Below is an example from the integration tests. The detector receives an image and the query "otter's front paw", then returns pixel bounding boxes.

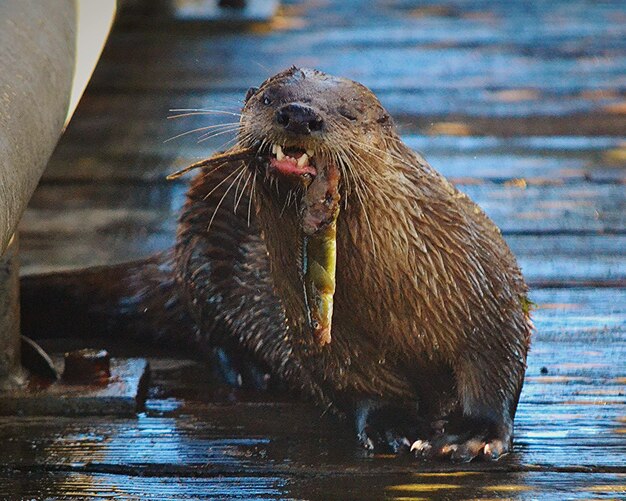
[411,434,509,462]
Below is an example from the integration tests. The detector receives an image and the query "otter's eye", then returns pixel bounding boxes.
[377,113,390,124]
[338,106,357,121]
[244,87,258,103]
[262,95,272,106]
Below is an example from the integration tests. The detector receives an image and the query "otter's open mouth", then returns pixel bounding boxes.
[268,144,317,178]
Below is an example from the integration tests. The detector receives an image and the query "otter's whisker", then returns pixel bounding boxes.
[343,147,379,194]
[216,134,246,153]
[333,150,352,209]
[338,148,361,199]
[199,161,229,180]
[202,162,246,201]
[280,187,293,217]
[247,169,257,227]
[197,126,243,144]
[236,131,263,155]
[356,182,377,257]
[207,164,247,232]
[216,127,260,155]
[164,123,239,143]
[167,146,254,180]
[230,165,248,213]
[169,108,242,118]
[256,136,272,158]
[289,186,298,208]
[168,112,240,120]
[234,170,252,214]
[194,122,242,134]
[344,149,379,200]
[350,139,415,171]
[348,142,388,172]
[233,163,245,206]
[340,150,377,257]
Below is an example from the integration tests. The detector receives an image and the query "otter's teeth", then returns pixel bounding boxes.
[276,145,285,161]
[297,153,309,167]
[306,149,314,157]
[271,144,277,154]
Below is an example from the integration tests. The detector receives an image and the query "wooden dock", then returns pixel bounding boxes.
[5,0,625,498]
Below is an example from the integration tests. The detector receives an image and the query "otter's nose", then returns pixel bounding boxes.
[275,103,324,135]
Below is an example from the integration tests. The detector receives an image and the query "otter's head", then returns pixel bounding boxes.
[239,66,397,197]
[237,67,401,346]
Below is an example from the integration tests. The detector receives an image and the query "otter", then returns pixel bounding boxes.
[21,67,532,462]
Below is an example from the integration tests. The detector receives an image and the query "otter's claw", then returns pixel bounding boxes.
[358,430,376,451]
[410,439,432,455]
[483,439,507,460]
[359,427,411,453]
[386,431,412,453]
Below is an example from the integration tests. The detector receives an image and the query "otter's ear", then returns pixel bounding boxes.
[244,87,259,103]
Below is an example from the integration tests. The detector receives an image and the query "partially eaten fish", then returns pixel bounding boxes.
[300,160,340,346]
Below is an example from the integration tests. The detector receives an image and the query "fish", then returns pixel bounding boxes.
[300,159,341,346]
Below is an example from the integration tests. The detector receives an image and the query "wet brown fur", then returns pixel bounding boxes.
[176,68,532,451]
[22,67,532,458]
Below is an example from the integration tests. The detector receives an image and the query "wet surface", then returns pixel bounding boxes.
[8,0,626,498]
[0,357,148,417]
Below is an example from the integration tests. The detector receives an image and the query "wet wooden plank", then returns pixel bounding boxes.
[19,232,173,274]
[0,368,623,473]
[1,388,623,469]
[0,358,148,417]
[293,471,626,500]
[0,470,623,501]
[0,470,291,501]
[90,8,626,100]
[20,180,626,235]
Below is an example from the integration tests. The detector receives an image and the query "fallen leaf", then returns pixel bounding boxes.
[603,101,626,114]
[414,472,480,477]
[484,485,534,492]
[492,89,540,102]
[427,122,472,136]
[388,483,461,492]
[582,485,626,493]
